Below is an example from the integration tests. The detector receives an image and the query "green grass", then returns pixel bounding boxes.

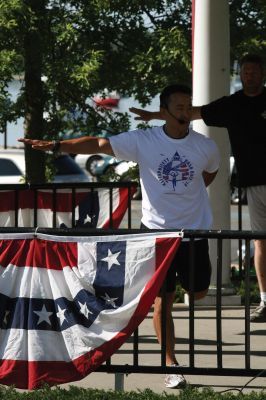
[1,386,266,400]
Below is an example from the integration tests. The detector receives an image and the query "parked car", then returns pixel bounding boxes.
[0,148,90,183]
[75,153,121,177]
[75,153,142,199]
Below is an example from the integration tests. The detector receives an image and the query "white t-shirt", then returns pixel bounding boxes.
[109,126,220,230]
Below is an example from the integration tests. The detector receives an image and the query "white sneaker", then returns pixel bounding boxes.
[164,364,187,389]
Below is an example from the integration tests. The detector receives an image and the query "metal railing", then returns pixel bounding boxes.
[0,183,264,385]
[0,226,264,382]
[0,181,138,229]
[95,229,265,380]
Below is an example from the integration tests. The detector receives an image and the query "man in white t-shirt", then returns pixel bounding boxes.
[19,84,220,389]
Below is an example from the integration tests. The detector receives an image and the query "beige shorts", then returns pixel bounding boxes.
[247,185,266,231]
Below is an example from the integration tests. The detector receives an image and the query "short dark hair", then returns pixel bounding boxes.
[239,54,264,69]
[160,84,192,109]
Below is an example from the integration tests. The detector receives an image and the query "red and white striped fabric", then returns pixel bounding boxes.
[0,187,131,228]
[0,231,182,389]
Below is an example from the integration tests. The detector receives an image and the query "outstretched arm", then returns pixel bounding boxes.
[18,136,115,156]
[129,106,202,121]
[129,107,163,122]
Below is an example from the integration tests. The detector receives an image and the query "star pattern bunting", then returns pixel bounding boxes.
[0,231,182,389]
[0,187,133,228]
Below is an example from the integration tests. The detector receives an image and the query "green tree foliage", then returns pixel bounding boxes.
[0,1,193,132]
[0,0,264,182]
[229,0,266,63]
[0,0,193,181]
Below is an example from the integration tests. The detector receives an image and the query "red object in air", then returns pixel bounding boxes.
[94,95,120,108]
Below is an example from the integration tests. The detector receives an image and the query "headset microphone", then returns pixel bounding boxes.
[161,101,188,125]
[165,107,187,125]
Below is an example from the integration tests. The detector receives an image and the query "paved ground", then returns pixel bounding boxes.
[60,305,266,395]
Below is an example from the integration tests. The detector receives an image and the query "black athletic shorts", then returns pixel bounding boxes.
[165,239,212,293]
[141,224,212,293]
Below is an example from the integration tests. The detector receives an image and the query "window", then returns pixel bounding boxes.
[0,159,22,176]
[54,155,85,175]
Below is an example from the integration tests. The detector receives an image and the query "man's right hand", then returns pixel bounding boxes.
[129,107,163,122]
[18,138,54,151]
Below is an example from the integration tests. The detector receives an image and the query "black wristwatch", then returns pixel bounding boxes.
[51,140,61,153]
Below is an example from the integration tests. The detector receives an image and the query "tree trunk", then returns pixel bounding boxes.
[24,0,46,183]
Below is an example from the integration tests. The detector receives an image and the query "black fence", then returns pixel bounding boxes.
[0,181,138,229]
[0,183,265,383]
[0,225,265,382]
[88,228,266,380]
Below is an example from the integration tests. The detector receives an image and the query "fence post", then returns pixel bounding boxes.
[114,373,124,391]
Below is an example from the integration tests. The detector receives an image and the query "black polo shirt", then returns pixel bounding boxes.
[201,87,266,187]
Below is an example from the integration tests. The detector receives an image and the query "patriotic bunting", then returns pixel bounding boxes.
[0,187,131,229]
[0,231,182,389]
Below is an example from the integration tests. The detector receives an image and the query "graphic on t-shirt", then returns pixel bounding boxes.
[157,151,194,190]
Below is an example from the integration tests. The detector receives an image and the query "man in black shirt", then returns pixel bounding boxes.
[130,54,266,322]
